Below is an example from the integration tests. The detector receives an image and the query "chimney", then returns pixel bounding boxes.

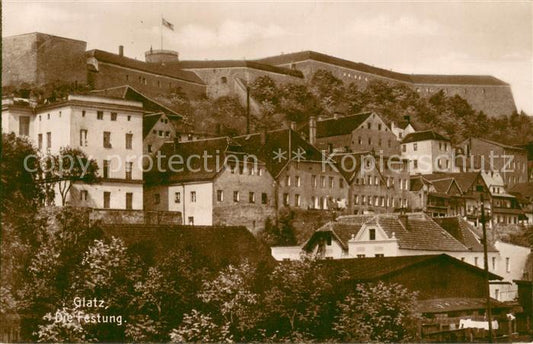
[260,130,267,145]
[119,45,124,57]
[309,116,317,145]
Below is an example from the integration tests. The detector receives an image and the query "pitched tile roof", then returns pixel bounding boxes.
[234,128,324,178]
[102,224,274,269]
[255,50,508,86]
[416,298,508,314]
[433,217,498,252]
[91,85,182,118]
[299,112,372,138]
[307,213,470,252]
[318,254,502,282]
[401,130,450,144]
[510,183,533,199]
[174,60,304,78]
[423,172,482,194]
[144,137,248,184]
[87,49,205,85]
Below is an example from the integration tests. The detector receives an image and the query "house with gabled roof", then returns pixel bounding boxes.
[409,174,464,217]
[298,112,401,156]
[234,128,349,211]
[143,137,276,232]
[457,137,528,189]
[401,130,454,174]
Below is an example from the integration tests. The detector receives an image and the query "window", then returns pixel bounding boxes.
[320,176,326,188]
[190,191,196,203]
[492,257,496,270]
[249,192,255,203]
[47,113,50,120]
[97,111,103,120]
[221,76,227,84]
[104,192,111,208]
[413,160,418,169]
[261,193,268,204]
[111,112,117,121]
[148,144,152,153]
[329,176,334,188]
[378,124,382,130]
[127,115,131,121]
[339,178,344,188]
[165,131,170,137]
[125,133,133,149]
[357,254,366,258]
[103,131,111,148]
[358,136,362,144]
[233,191,240,203]
[402,144,406,152]
[367,122,371,129]
[375,254,384,257]
[285,175,291,186]
[506,257,511,272]
[80,190,88,201]
[283,193,289,206]
[295,176,301,187]
[80,129,88,146]
[19,116,30,136]
[368,138,372,145]
[82,110,86,117]
[125,193,133,210]
[354,195,359,205]
[378,138,382,146]
[175,192,181,203]
[38,134,43,150]
[188,216,194,226]
[474,257,479,267]
[103,160,110,179]
[125,162,132,180]
[413,143,418,151]
[311,175,317,188]
[369,229,376,240]
[154,193,160,205]
[295,194,301,207]
[46,132,52,149]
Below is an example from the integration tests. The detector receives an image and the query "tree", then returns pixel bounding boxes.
[333,282,420,342]
[169,310,231,343]
[309,69,346,116]
[259,208,297,246]
[41,147,99,206]
[262,258,333,341]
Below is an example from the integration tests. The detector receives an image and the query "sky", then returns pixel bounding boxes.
[3,1,532,115]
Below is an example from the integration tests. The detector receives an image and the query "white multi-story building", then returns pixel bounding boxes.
[2,95,144,209]
[401,130,454,175]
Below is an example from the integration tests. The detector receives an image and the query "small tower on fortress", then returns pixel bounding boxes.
[145,46,179,64]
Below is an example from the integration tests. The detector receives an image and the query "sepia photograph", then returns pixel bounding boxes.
[1,0,533,342]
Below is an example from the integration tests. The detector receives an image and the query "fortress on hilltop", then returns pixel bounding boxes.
[2,32,517,117]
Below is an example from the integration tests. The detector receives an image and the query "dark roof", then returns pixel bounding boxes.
[255,50,508,86]
[318,254,502,282]
[510,183,533,199]
[87,49,204,85]
[234,129,324,178]
[91,85,182,118]
[175,60,303,78]
[417,298,509,314]
[299,112,372,138]
[423,172,482,194]
[305,213,470,252]
[433,217,498,252]
[145,137,248,184]
[102,224,274,269]
[471,137,527,152]
[401,130,450,144]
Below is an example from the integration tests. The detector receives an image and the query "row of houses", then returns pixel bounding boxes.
[2,89,531,232]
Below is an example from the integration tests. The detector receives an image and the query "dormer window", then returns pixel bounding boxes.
[369,228,376,241]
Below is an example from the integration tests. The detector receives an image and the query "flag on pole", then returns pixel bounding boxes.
[162,17,174,31]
